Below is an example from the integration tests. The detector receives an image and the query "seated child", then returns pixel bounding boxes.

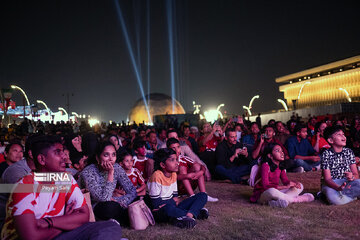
[166,138,218,202]
[119,152,146,196]
[147,148,208,229]
[250,143,314,208]
[132,139,154,180]
[321,126,360,205]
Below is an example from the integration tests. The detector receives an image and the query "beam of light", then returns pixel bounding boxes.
[339,88,352,102]
[297,81,311,100]
[166,0,176,114]
[243,106,252,116]
[133,0,142,82]
[249,95,259,109]
[11,85,30,105]
[277,99,288,111]
[114,0,152,124]
[146,0,151,106]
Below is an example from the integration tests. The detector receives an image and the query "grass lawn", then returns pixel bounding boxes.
[122,171,360,240]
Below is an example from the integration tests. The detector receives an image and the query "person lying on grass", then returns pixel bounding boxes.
[166,138,218,202]
[250,143,314,208]
[147,148,208,229]
[321,125,360,205]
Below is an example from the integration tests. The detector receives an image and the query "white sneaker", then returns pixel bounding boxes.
[293,166,304,173]
[268,199,289,208]
[207,195,219,202]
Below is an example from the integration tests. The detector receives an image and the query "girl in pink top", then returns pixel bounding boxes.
[250,143,314,208]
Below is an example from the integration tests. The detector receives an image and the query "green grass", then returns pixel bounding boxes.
[122,171,360,240]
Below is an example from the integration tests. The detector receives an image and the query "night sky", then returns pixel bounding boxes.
[1,0,360,123]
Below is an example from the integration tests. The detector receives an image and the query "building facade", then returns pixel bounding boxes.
[277,55,360,109]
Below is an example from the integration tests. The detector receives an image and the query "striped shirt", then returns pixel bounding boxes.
[1,173,86,240]
[147,170,177,208]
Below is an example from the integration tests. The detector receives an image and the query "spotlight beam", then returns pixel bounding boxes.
[114,0,152,124]
[166,0,176,114]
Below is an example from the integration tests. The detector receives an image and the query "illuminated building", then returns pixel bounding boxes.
[128,93,185,124]
[276,55,360,109]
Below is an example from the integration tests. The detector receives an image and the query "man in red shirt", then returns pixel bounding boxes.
[198,122,223,176]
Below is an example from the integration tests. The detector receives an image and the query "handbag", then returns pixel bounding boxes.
[128,199,155,230]
[82,190,96,222]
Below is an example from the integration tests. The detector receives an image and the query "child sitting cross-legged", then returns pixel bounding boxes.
[250,143,314,208]
[147,148,208,229]
[166,138,218,202]
[321,125,360,205]
[119,151,146,196]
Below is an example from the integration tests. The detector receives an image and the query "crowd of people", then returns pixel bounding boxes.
[0,112,360,239]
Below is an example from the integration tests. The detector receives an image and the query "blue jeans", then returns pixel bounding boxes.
[322,179,360,205]
[54,221,121,240]
[156,192,207,220]
[215,165,251,184]
[293,158,320,172]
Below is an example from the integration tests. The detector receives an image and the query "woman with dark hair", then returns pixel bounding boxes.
[77,141,136,225]
[311,121,331,154]
[250,143,314,208]
[107,134,126,163]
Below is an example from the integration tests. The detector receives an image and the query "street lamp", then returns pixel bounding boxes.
[37,100,50,112]
[249,95,259,109]
[11,85,30,105]
[339,88,352,102]
[277,99,288,111]
[72,112,79,117]
[243,95,259,116]
[58,107,68,115]
[243,106,252,116]
[297,82,311,100]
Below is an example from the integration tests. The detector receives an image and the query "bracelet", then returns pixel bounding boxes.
[44,217,53,228]
[43,217,51,228]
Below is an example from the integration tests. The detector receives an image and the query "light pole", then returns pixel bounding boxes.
[72,112,79,117]
[243,106,252,116]
[11,85,30,105]
[37,100,50,113]
[297,82,311,100]
[58,107,68,120]
[339,88,352,102]
[243,95,259,116]
[277,99,288,111]
[249,95,259,109]
[37,100,51,121]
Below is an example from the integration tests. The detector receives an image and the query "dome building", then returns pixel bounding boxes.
[128,93,185,124]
